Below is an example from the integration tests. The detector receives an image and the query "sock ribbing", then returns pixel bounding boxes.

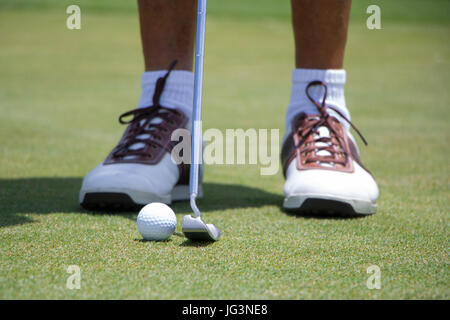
[285,68,350,135]
[137,70,194,120]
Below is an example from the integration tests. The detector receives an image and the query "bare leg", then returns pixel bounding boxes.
[291,0,351,69]
[282,1,378,216]
[138,0,196,71]
[80,1,197,210]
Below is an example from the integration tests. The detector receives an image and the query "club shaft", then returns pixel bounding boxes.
[190,0,207,200]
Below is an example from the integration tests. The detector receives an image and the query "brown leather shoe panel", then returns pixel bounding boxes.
[104,109,188,166]
[281,81,371,178]
[281,114,354,176]
[102,60,191,184]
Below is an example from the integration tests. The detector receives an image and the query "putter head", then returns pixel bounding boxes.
[182,215,221,241]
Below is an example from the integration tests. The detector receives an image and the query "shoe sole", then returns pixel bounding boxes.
[283,194,376,216]
[80,184,202,211]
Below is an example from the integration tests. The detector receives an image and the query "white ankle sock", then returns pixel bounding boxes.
[285,68,350,135]
[137,70,194,119]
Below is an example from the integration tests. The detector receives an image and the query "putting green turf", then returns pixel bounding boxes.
[0,1,449,299]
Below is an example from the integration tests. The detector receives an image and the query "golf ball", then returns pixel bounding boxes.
[136,202,177,241]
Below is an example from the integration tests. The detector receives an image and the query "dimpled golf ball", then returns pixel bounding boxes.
[137,202,177,241]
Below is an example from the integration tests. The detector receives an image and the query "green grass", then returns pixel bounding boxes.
[1,0,449,24]
[0,2,449,299]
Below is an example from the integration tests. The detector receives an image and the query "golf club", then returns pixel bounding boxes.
[182,0,221,241]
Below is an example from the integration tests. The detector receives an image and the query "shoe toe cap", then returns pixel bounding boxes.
[80,161,175,197]
[284,160,379,202]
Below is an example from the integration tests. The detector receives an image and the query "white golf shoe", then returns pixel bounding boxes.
[281,81,378,215]
[80,67,198,210]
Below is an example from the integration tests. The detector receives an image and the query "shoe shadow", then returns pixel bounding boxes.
[0,177,283,228]
[179,239,217,247]
[170,181,283,214]
[284,210,367,220]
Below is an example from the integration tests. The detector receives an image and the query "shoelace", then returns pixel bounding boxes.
[112,60,180,159]
[295,81,368,166]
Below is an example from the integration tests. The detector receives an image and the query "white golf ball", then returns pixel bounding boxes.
[136,202,177,241]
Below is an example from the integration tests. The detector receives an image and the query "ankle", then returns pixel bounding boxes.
[285,68,350,136]
[137,70,194,120]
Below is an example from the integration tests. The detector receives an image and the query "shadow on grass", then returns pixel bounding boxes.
[284,210,367,220]
[179,239,216,247]
[0,177,283,228]
[133,238,174,243]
